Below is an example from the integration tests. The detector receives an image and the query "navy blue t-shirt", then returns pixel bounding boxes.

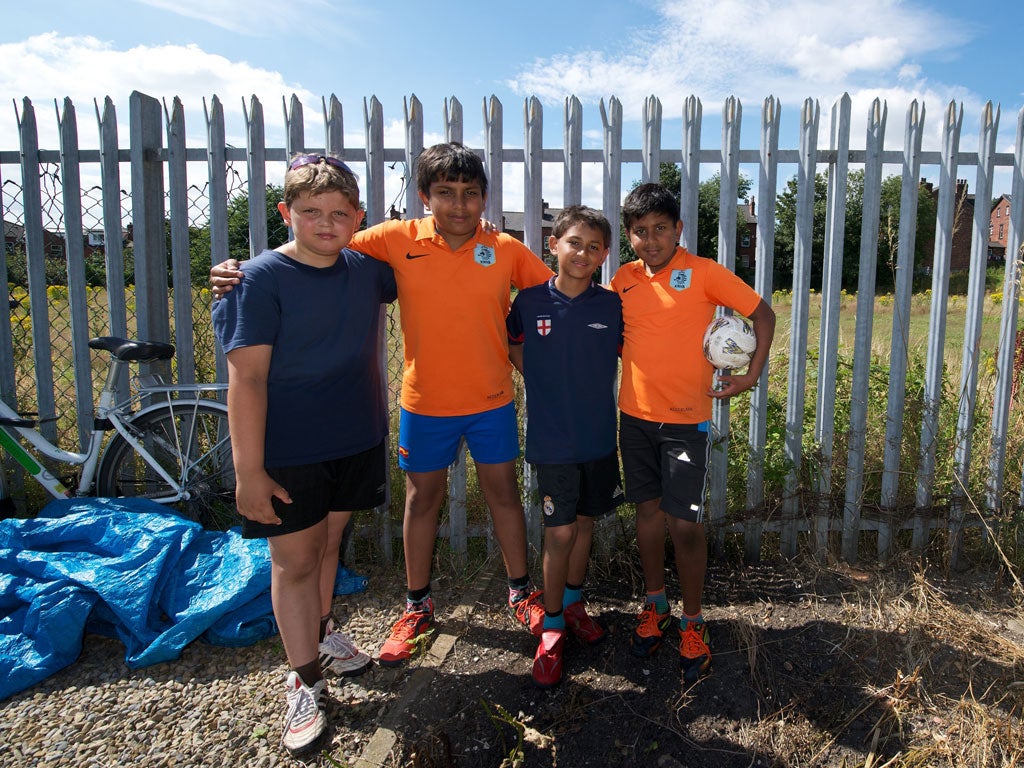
[212,248,397,468]
[507,279,623,464]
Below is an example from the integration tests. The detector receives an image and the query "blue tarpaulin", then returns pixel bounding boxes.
[0,497,367,701]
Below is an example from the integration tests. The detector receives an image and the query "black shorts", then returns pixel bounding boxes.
[535,451,624,528]
[618,412,709,523]
[242,440,387,539]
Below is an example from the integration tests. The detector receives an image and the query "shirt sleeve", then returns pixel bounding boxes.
[507,294,525,345]
[349,221,398,264]
[211,266,280,353]
[705,261,762,317]
[508,238,554,289]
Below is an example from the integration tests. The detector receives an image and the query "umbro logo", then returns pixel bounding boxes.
[405,253,429,260]
[622,284,638,293]
[588,323,608,329]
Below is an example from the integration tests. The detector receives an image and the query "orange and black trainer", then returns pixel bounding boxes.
[629,602,672,658]
[679,621,712,684]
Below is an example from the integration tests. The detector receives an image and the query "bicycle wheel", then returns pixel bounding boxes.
[97,401,240,531]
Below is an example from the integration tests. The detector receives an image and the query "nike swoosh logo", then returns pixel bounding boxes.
[405,253,429,260]
[622,284,638,293]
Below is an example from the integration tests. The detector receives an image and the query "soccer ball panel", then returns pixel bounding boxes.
[702,314,756,370]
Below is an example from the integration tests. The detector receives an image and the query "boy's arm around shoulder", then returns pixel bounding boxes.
[709,298,776,400]
[225,345,291,525]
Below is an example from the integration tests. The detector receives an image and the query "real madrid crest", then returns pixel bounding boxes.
[543,496,555,516]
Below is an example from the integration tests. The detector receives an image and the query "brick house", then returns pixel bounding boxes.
[989,194,1012,261]
[918,178,974,272]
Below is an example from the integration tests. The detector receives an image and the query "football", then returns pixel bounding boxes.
[702,314,756,370]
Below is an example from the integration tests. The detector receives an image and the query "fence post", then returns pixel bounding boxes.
[563,96,583,208]
[404,95,424,220]
[842,98,888,563]
[993,108,1024,514]
[484,96,503,230]
[880,100,925,531]
[916,101,963,550]
[16,98,58,442]
[600,96,622,283]
[0,156,15,513]
[56,97,93,449]
[782,98,820,558]
[363,97,385,228]
[813,93,851,559]
[524,97,544,257]
[244,96,268,257]
[709,96,741,555]
[745,96,780,563]
[444,96,463,145]
[166,96,195,385]
[680,96,702,254]
[94,97,129,393]
[950,102,1001,568]
[641,95,662,184]
[324,94,343,159]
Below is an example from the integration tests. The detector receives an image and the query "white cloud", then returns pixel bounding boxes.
[508,0,973,124]
[0,33,318,151]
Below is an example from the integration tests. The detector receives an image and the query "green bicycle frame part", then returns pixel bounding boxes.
[0,428,72,498]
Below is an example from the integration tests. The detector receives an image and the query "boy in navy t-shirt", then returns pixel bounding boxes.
[212,156,397,755]
[506,206,624,687]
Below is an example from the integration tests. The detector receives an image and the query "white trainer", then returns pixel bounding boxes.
[319,618,372,677]
[281,670,326,755]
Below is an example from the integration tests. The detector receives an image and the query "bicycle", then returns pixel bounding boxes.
[1,299,239,529]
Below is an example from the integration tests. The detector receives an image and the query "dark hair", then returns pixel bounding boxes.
[551,205,612,248]
[416,142,488,197]
[283,154,360,208]
[621,183,680,230]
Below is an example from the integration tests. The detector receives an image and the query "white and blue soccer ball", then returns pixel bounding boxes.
[702,314,756,370]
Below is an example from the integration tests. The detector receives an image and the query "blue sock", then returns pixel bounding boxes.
[680,611,703,630]
[647,589,669,615]
[563,584,583,607]
[543,609,565,631]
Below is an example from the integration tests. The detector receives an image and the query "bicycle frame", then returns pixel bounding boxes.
[0,355,227,501]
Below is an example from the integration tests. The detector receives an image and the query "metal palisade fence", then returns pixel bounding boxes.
[1,91,1023,568]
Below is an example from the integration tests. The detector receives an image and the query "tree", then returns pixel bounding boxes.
[619,163,753,271]
[773,170,938,292]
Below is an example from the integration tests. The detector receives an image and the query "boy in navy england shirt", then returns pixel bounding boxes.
[506,206,624,687]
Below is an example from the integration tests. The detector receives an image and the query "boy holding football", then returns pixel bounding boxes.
[611,182,775,684]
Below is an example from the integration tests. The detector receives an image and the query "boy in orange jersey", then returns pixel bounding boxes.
[611,183,775,685]
[211,143,553,667]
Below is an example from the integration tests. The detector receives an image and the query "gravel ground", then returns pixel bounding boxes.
[0,562,451,768]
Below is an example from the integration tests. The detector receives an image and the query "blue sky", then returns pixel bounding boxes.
[1,0,1022,204]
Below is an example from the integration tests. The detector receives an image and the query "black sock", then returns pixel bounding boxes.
[294,659,322,688]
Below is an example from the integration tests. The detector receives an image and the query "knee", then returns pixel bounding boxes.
[544,522,577,552]
[272,550,322,583]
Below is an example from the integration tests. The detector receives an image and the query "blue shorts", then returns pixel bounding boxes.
[398,402,520,472]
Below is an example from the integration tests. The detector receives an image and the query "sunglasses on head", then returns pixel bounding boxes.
[287,154,352,173]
